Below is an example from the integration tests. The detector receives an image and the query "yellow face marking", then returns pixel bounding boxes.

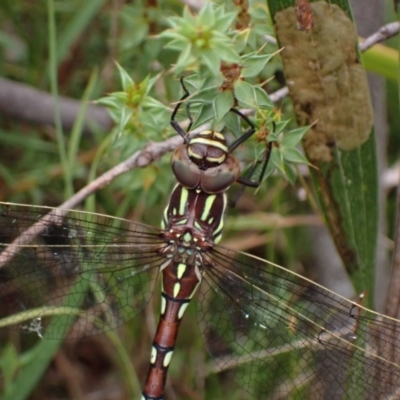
[179,187,189,216]
[213,131,225,140]
[177,263,186,279]
[161,296,166,315]
[177,302,189,319]
[150,346,157,364]
[190,138,228,153]
[198,130,225,141]
[173,282,181,297]
[201,194,216,221]
[206,155,226,164]
[163,350,174,367]
[188,149,203,159]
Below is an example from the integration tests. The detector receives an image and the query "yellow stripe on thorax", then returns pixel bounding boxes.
[179,187,189,216]
[201,194,216,221]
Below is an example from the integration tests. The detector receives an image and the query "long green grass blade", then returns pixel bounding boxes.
[3,275,90,400]
[47,0,72,198]
[57,0,107,65]
[67,68,99,175]
[361,43,399,82]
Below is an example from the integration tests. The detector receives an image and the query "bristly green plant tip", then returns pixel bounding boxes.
[265,122,311,184]
[158,2,240,76]
[97,65,169,141]
[115,62,134,91]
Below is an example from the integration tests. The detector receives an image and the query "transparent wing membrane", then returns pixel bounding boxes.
[199,246,400,399]
[1,202,400,399]
[0,203,165,338]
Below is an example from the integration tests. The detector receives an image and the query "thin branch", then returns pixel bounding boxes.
[360,21,400,52]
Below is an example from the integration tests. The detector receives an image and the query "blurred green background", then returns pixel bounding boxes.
[0,1,398,399]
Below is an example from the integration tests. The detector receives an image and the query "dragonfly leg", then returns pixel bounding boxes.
[170,77,193,143]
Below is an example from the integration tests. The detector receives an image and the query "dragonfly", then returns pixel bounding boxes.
[1,90,400,400]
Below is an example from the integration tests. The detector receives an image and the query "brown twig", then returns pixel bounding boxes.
[360,21,400,52]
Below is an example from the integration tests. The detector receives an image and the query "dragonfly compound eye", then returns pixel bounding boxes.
[171,144,240,193]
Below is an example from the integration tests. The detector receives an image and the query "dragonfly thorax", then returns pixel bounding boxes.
[161,229,205,266]
[171,130,241,193]
[162,185,227,246]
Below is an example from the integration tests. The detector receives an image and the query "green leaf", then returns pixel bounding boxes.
[281,147,309,164]
[213,91,234,124]
[224,110,241,137]
[242,54,274,78]
[116,63,134,91]
[175,44,194,72]
[201,50,222,76]
[273,120,289,135]
[270,148,285,175]
[182,6,197,25]
[234,80,257,108]
[119,107,134,133]
[198,1,215,29]
[192,86,219,103]
[268,10,378,399]
[212,43,240,63]
[214,10,238,32]
[254,86,273,109]
[268,1,378,317]
[192,103,214,129]
[163,36,188,51]
[285,163,297,184]
[281,126,309,147]
[97,95,124,109]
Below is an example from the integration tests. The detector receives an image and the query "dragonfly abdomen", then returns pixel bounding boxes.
[142,260,201,400]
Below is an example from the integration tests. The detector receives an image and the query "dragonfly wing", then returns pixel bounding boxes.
[197,245,400,400]
[0,203,166,339]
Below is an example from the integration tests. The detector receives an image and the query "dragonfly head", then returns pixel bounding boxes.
[171,130,241,194]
